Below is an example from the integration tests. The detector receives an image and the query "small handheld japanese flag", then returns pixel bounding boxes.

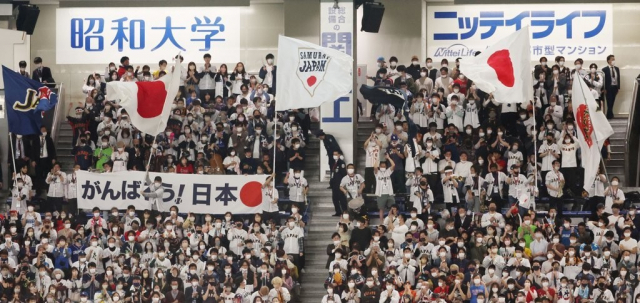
[461,26,533,103]
[572,76,614,191]
[275,35,353,111]
[106,57,182,135]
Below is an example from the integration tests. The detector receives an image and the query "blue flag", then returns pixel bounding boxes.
[2,65,58,135]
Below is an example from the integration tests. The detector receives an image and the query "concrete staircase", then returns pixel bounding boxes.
[299,118,379,302]
[356,119,376,173]
[607,117,628,186]
[56,122,77,173]
[299,120,345,302]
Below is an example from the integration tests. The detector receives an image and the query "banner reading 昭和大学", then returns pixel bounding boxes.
[76,171,267,214]
[56,7,241,64]
[427,4,613,60]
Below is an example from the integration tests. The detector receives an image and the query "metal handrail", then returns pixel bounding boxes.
[51,83,65,143]
[625,78,640,187]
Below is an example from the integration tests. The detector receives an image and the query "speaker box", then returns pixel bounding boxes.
[16,5,40,35]
[361,2,384,33]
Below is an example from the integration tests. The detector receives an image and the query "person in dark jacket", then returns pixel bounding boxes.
[360,276,381,303]
[31,57,54,85]
[259,53,277,95]
[240,149,258,174]
[67,107,89,147]
[316,129,343,168]
[349,217,372,251]
[35,126,56,189]
[72,137,93,171]
[330,151,348,216]
[406,55,421,80]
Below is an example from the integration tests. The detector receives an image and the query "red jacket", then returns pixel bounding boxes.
[117,65,127,78]
[176,164,194,174]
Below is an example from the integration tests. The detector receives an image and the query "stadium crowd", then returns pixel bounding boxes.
[7,54,312,302]
[321,54,639,303]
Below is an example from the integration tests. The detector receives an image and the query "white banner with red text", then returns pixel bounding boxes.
[75,171,267,214]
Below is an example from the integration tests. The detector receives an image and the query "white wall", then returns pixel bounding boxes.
[29,3,284,112]
[356,0,423,77]
[0,28,31,89]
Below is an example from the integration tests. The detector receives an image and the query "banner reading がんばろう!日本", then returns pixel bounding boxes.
[76,171,267,214]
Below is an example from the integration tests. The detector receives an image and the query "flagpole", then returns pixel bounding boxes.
[9,133,17,182]
[145,121,163,175]
[600,157,610,183]
[273,112,277,177]
[533,103,537,191]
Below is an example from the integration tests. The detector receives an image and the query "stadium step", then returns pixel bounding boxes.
[55,120,77,172]
[300,122,338,302]
[606,117,628,185]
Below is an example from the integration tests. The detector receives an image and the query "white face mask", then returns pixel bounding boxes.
[611,180,619,186]
[347,168,354,174]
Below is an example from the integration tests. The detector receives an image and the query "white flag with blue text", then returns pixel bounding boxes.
[275,35,353,111]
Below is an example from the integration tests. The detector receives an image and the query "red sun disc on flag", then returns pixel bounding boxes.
[576,104,594,148]
[135,81,167,118]
[240,181,262,207]
[487,49,515,88]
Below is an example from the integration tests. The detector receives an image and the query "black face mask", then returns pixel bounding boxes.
[420,181,427,186]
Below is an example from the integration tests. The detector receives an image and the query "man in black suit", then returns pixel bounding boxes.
[454,206,473,234]
[602,54,620,119]
[425,57,438,84]
[185,276,204,303]
[35,126,56,190]
[316,129,343,168]
[329,150,347,216]
[31,57,54,86]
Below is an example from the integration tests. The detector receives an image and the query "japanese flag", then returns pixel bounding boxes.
[276,35,353,111]
[461,26,532,103]
[572,76,613,191]
[106,58,182,135]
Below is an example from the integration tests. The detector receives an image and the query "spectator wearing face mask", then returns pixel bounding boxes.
[259,54,277,95]
[435,67,454,96]
[11,177,30,215]
[401,55,419,80]
[32,57,55,85]
[601,54,620,119]
[583,62,603,95]
[538,132,560,182]
[415,68,434,97]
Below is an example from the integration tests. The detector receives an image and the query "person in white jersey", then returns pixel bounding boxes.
[374,154,395,221]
